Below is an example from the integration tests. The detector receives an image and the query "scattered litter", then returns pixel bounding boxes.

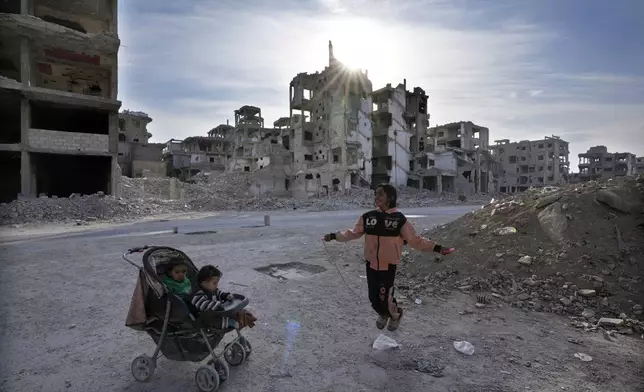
[414,298,422,305]
[517,256,533,265]
[413,359,444,377]
[453,340,475,355]
[567,338,584,345]
[493,227,517,236]
[573,353,593,362]
[373,334,399,350]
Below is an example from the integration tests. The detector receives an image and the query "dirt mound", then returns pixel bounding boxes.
[399,176,644,331]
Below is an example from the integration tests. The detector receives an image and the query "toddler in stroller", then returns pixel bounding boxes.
[123,246,255,392]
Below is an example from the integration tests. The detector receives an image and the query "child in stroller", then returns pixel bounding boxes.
[124,246,255,392]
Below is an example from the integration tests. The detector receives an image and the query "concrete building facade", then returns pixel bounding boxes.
[370,82,429,187]
[409,121,495,194]
[491,135,570,193]
[117,110,164,177]
[636,156,644,174]
[287,41,373,196]
[578,145,637,181]
[163,125,232,180]
[0,0,121,202]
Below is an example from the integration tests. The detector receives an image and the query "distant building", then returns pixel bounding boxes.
[409,121,495,194]
[578,145,637,181]
[117,111,165,177]
[491,135,570,193]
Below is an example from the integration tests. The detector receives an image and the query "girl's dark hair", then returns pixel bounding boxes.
[164,257,187,275]
[375,183,397,208]
[197,265,222,284]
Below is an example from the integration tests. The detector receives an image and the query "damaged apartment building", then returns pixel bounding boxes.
[408,121,495,194]
[371,80,429,187]
[286,41,373,196]
[226,105,291,196]
[577,145,637,181]
[0,0,120,202]
[163,123,233,180]
[117,110,165,177]
[491,135,570,193]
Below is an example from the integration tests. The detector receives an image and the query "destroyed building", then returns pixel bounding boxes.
[637,156,644,174]
[371,81,429,187]
[0,0,121,202]
[491,135,570,193]
[287,41,373,196]
[577,145,638,181]
[163,124,233,180]
[225,105,290,195]
[409,121,494,194]
[117,110,164,177]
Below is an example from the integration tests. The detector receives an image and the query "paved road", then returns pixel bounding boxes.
[2,205,642,392]
[16,205,482,242]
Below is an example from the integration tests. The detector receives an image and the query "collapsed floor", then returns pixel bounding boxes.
[397,175,644,333]
[0,172,491,226]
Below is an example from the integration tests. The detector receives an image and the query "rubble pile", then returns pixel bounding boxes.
[0,172,488,226]
[0,192,185,226]
[399,175,644,328]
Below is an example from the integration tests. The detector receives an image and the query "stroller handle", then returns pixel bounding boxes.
[122,245,150,268]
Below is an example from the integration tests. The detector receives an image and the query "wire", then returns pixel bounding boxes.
[321,240,362,299]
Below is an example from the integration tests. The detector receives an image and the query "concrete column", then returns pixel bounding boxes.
[108,112,119,153]
[436,175,443,193]
[475,150,481,193]
[20,150,33,197]
[110,155,122,197]
[20,37,30,86]
[111,0,118,35]
[20,0,28,14]
[20,98,29,147]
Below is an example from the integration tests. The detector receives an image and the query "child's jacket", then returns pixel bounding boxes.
[335,207,437,271]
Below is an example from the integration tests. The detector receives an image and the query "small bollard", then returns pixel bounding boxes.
[264,215,270,226]
[172,227,179,234]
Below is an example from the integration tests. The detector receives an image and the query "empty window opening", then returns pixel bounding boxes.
[304,154,313,161]
[30,102,109,135]
[133,138,139,142]
[509,156,517,163]
[32,153,111,197]
[0,90,21,143]
[0,1,20,13]
[305,173,314,180]
[0,151,21,203]
[209,157,215,162]
[304,131,313,141]
[244,166,250,172]
[118,133,125,141]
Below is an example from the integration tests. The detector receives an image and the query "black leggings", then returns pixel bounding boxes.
[366,262,398,317]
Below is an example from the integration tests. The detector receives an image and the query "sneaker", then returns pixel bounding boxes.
[376,314,389,330]
[387,308,404,331]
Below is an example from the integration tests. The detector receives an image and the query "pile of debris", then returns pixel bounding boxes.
[398,175,644,331]
[0,172,489,226]
[0,192,186,226]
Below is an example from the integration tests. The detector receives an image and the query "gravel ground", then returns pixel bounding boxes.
[0,213,642,392]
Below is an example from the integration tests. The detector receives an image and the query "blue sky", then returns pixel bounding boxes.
[118,0,644,168]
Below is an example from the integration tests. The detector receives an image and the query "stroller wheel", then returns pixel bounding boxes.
[212,358,229,384]
[131,355,156,383]
[239,336,252,359]
[224,341,246,366]
[195,366,220,392]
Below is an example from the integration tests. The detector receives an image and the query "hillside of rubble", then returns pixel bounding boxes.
[398,175,644,332]
[0,172,488,226]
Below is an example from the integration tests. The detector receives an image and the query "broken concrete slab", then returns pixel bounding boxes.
[537,202,568,244]
[597,318,624,327]
[596,190,636,214]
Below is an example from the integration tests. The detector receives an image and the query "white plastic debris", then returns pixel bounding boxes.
[453,340,475,355]
[414,298,422,305]
[372,334,399,350]
[493,226,517,236]
[573,353,592,362]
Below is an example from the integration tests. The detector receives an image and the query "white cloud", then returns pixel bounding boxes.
[118,0,644,165]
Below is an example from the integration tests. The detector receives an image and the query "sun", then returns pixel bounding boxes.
[326,18,394,73]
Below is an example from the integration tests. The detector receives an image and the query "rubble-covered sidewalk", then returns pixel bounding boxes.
[0,173,489,226]
[397,175,644,335]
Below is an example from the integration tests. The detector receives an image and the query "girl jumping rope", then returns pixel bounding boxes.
[323,183,455,331]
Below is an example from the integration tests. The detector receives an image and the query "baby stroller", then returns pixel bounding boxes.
[123,245,253,392]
